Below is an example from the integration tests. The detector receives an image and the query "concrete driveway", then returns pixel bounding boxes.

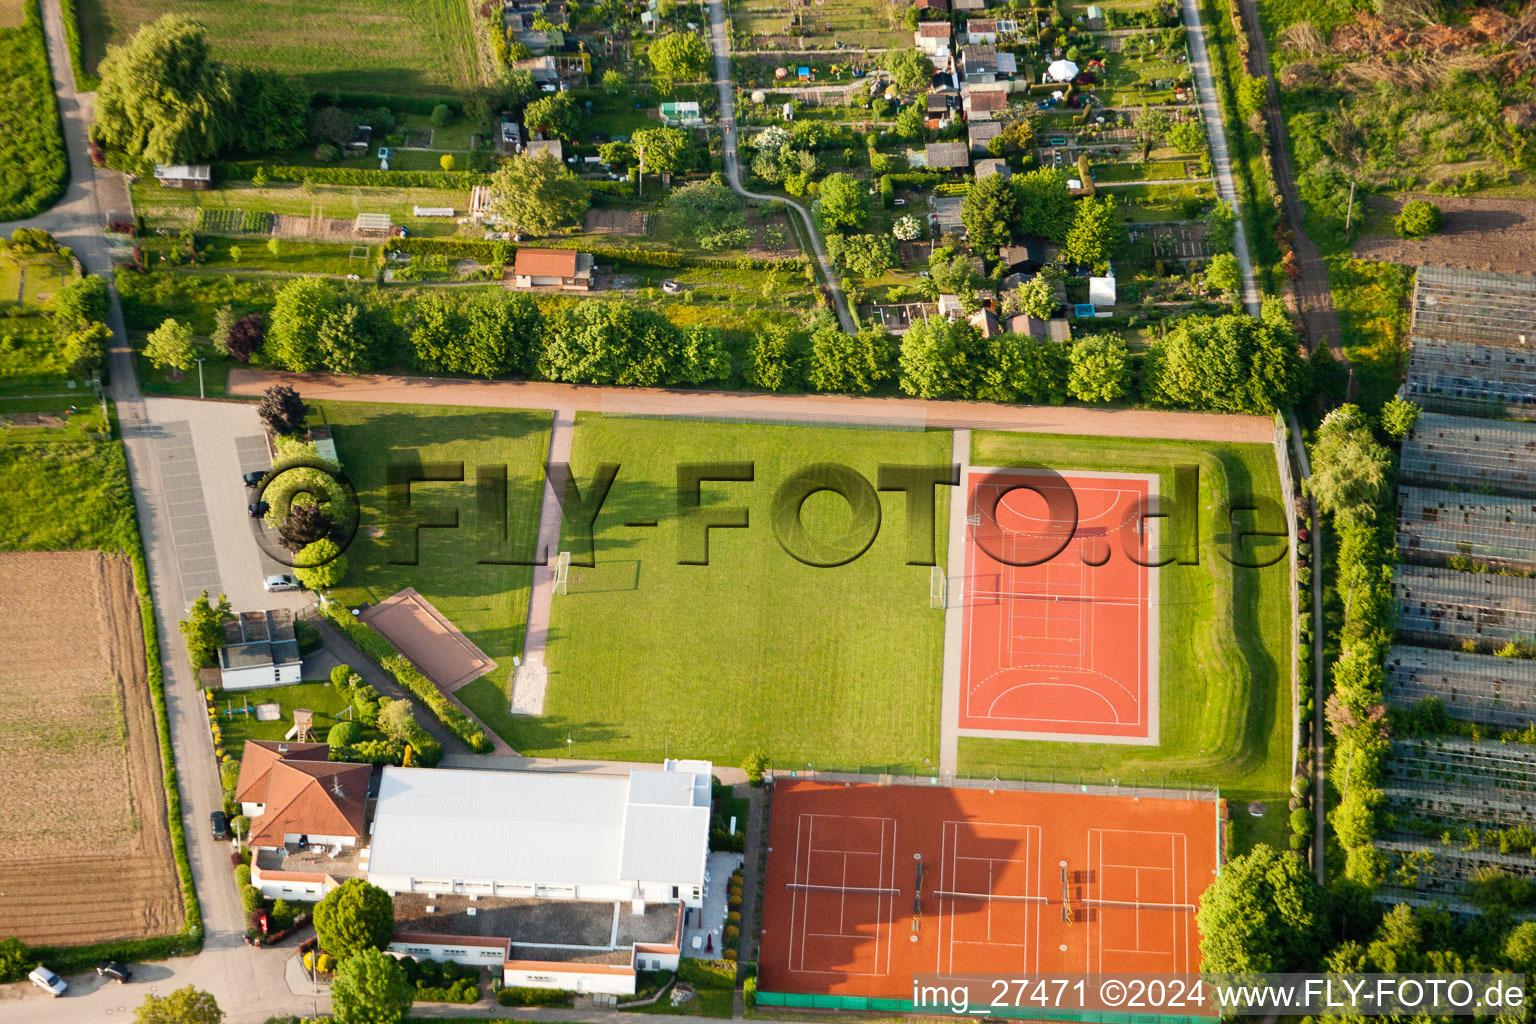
[141,397,312,615]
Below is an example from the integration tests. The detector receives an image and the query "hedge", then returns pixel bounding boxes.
[0,0,70,221]
[317,603,488,755]
[415,983,480,1004]
[213,164,491,189]
[678,957,737,989]
[497,987,575,1006]
[58,0,98,91]
[331,93,464,117]
[385,237,511,262]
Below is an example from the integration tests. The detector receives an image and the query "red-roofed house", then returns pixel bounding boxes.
[914,21,952,56]
[512,248,594,290]
[237,740,372,900]
[235,740,329,817]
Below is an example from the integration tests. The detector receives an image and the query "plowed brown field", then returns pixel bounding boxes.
[0,551,182,945]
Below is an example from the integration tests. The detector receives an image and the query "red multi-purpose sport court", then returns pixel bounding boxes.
[958,468,1159,742]
[758,781,1219,1000]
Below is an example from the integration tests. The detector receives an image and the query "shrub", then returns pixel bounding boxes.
[235,864,251,888]
[0,937,32,983]
[430,103,454,128]
[497,986,573,1006]
[328,721,360,748]
[241,884,263,913]
[678,957,737,989]
[330,664,355,688]
[1395,199,1442,238]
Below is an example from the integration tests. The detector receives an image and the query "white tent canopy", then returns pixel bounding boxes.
[1047,58,1079,82]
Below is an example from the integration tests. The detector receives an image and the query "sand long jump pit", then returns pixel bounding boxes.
[0,551,182,945]
[361,588,496,691]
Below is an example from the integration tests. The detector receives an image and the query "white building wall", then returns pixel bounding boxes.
[250,861,330,901]
[221,662,303,691]
[282,832,357,847]
[389,939,508,969]
[503,965,636,996]
[371,875,699,908]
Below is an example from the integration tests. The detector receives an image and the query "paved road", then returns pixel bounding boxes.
[1179,0,1262,316]
[1233,0,1346,361]
[226,369,1276,442]
[705,0,858,335]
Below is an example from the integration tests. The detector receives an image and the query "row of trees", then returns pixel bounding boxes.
[95,16,310,164]
[173,274,1306,413]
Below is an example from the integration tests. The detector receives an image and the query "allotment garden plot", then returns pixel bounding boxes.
[0,550,181,945]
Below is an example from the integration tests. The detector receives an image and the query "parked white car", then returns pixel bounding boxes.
[29,966,67,997]
[263,574,300,592]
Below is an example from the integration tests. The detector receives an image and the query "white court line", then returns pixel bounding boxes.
[1086,829,1190,971]
[939,821,1041,973]
[790,813,898,978]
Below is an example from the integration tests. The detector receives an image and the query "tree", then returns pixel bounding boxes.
[488,151,590,237]
[1204,251,1242,307]
[331,948,414,1024]
[377,698,417,742]
[438,154,454,171]
[1504,921,1536,974]
[1134,107,1171,149]
[1395,199,1442,238]
[309,106,354,148]
[826,233,896,277]
[524,91,579,141]
[278,503,337,553]
[961,173,1021,254]
[666,179,744,242]
[882,49,934,91]
[1068,334,1130,403]
[539,302,689,386]
[1166,117,1205,153]
[1061,195,1122,272]
[54,275,110,336]
[258,384,307,436]
[994,116,1036,154]
[648,32,709,93]
[1009,275,1056,319]
[95,16,234,164]
[267,277,342,372]
[211,304,236,356]
[599,140,636,168]
[1014,167,1075,242]
[742,750,769,784]
[178,590,232,669]
[226,313,265,362]
[1307,404,1392,519]
[816,172,867,233]
[679,325,731,385]
[60,322,113,380]
[316,301,386,375]
[894,104,925,142]
[602,69,625,94]
[892,214,921,241]
[0,937,29,984]
[328,721,360,749]
[231,69,310,154]
[633,125,689,176]
[745,321,802,392]
[808,319,896,394]
[144,318,197,373]
[430,103,454,128]
[135,987,223,1024]
[1379,396,1421,440]
[898,316,987,398]
[1144,312,1303,413]
[1195,844,1326,973]
[295,538,348,590]
[314,879,394,961]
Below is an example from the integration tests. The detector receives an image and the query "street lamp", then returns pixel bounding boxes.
[194,357,206,399]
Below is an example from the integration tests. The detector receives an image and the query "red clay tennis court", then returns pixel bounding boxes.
[958,468,1158,742]
[758,781,1219,1001]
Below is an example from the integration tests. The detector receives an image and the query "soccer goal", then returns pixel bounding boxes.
[930,565,948,610]
[553,550,571,595]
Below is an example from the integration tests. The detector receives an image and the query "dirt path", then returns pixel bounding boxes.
[226,368,1276,443]
[1233,0,1346,358]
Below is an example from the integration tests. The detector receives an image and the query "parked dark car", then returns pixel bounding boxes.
[96,962,132,983]
[242,470,267,487]
[210,810,229,840]
[248,500,269,518]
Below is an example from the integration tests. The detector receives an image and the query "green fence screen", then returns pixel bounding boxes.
[756,991,1208,1024]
